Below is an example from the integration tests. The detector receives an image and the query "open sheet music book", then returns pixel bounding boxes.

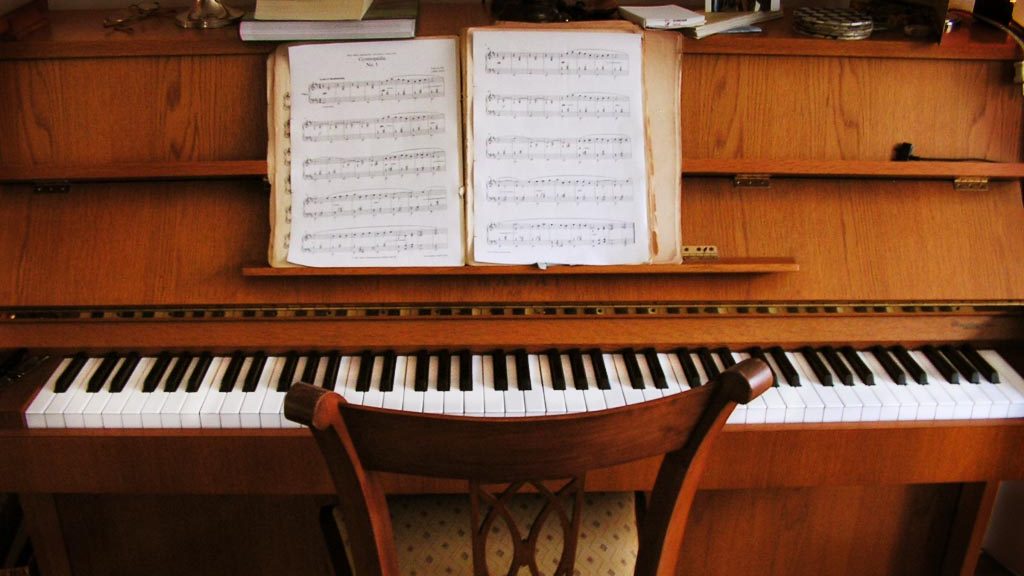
[266,24,682,267]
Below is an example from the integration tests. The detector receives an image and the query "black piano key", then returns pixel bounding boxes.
[301,351,321,383]
[435,350,450,392]
[414,350,430,392]
[588,348,610,390]
[459,350,473,391]
[379,350,397,392]
[184,352,212,393]
[746,347,778,387]
[568,349,588,390]
[546,349,566,391]
[921,345,958,384]
[492,349,508,391]
[642,348,668,389]
[322,352,341,391]
[768,347,800,387]
[714,347,736,369]
[55,352,88,393]
[87,352,119,393]
[696,347,719,380]
[674,347,701,387]
[890,346,927,385]
[959,344,1000,384]
[241,352,266,393]
[940,345,980,384]
[277,351,299,392]
[109,352,140,393]
[166,352,194,393]
[821,346,854,386]
[515,349,532,391]
[145,351,174,393]
[621,349,645,390]
[355,351,374,392]
[799,346,833,387]
[870,346,906,385]
[839,346,874,386]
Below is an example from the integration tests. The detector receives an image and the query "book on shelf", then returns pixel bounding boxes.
[266,22,683,268]
[0,0,47,41]
[241,0,417,41]
[618,4,705,28]
[681,9,782,38]
[255,0,375,21]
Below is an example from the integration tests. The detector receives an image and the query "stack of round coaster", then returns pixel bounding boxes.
[792,6,873,40]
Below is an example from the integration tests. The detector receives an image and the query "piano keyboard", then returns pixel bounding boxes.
[20,345,1024,429]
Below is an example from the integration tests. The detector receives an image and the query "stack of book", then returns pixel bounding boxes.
[241,0,417,42]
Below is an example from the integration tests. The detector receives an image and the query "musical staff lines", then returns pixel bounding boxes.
[307,75,444,104]
[485,135,631,161]
[486,220,636,249]
[303,148,446,181]
[485,49,628,77]
[301,226,449,256]
[485,176,632,204]
[302,113,445,143]
[304,187,448,219]
[485,93,629,119]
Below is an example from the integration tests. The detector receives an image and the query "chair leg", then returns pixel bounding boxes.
[633,491,651,526]
[319,504,354,576]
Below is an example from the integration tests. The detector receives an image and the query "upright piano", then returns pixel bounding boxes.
[0,5,1022,575]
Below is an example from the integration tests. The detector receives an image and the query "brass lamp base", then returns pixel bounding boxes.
[176,0,243,29]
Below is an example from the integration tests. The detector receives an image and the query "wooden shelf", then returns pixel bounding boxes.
[682,159,1024,179]
[242,258,799,277]
[0,161,267,183]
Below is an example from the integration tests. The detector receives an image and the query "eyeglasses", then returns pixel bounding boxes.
[103,2,166,33]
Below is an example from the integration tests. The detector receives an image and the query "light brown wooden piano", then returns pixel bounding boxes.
[1,4,1022,575]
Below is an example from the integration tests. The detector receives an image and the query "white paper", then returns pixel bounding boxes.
[287,39,464,267]
[619,5,706,28]
[470,30,650,265]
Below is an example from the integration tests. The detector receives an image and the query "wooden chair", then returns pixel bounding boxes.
[285,357,772,576]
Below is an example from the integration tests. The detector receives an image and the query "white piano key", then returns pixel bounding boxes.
[463,355,485,415]
[634,354,663,403]
[978,350,1024,417]
[82,357,127,428]
[503,355,526,416]
[580,354,606,412]
[25,357,72,429]
[656,353,683,396]
[361,355,386,409]
[199,358,234,429]
[44,358,100,428]
[482,355,505,415]
[908,350,967,420]
[523,354,547,414]
[778,350,827,422]
[441,355,464,415]
[560,355,587,413]
[401,355,424,413]
[608,354,642,407]
[239,356,277,428]
[538,354,567,414]
[910,350,982,419]
[422,355,444,414]
[383,356,409,411]
[157,357,197,429]
[100,357,150,428]
[141,356,183,429]
[599,354,626,410]
[340,355,365,406]
[791,353,844,422]
[180,357,223,429]
[859,353,920,421]
[762,353,808,423]
[120,358,163,429]
[851,353,901,421]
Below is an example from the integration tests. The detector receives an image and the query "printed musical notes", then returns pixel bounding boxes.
[485,49,628,77]
[485,92,629,119]
[308,75,444,104]
[287,39,463,267]
[470,30,650,265]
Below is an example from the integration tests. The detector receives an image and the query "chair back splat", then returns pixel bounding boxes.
[285,357,773,576]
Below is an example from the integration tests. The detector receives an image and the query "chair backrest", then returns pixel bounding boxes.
[285,357,772,576]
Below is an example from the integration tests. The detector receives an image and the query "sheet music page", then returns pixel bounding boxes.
[470,30,649,265]
[287,39,463,267]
